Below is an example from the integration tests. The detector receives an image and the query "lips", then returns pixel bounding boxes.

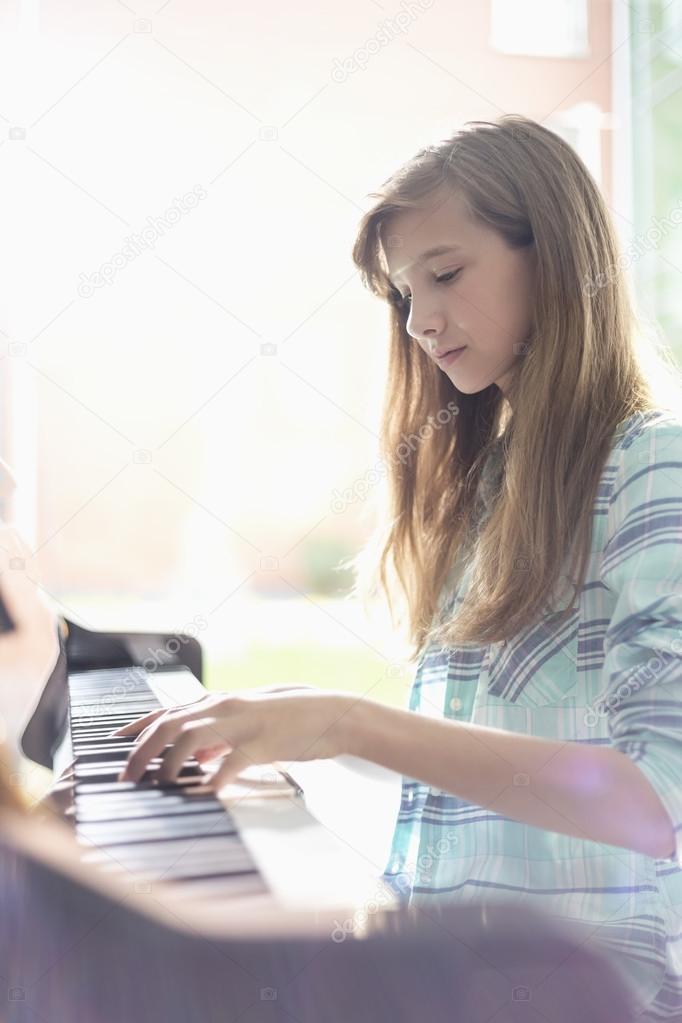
[436,346,465,360]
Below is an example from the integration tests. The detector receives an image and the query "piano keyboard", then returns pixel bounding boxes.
[68,667,269,900]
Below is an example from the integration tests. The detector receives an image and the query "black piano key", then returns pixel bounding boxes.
[75,795,224,823]
[73,730,139,739]
[73,776,206,796]
[66,665,269,898]
[167,873,269,900]
[161,859,260,883]
[71,716,149,728]
[71,721,151,734]
[74,784,213,808]
[74,762,202,785]
[73,743,138,756]
[71,704,160,720]
[88,859,263,887]
[72,729,142,736]
[83,835,258,880]
[76,810,237,846]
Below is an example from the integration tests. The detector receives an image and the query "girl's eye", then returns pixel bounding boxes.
[396,269,461,307]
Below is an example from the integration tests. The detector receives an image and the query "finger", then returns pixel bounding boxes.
[112,695,217,737]
[157,719,226,784]
[119,719,181,782]
[153,690,210,715]
[194,744,226,763]
[207,748,253,791]
[112,708,165,737]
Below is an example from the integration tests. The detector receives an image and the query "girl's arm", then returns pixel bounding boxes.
[344,699,676,860]
[116,686,675,861]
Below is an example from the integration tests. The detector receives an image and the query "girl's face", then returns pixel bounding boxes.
[383,188,536,400]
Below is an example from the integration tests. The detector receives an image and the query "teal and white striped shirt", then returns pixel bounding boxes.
[383,408,682,1020]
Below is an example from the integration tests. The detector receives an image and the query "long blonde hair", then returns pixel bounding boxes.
[348,114,682,662]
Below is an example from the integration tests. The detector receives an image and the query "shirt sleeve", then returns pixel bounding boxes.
[599,417,682,863]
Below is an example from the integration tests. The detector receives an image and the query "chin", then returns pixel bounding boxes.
[451,378,492,396]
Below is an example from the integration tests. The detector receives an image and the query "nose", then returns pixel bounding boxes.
[407,315,445,356]
[406,304,446,349]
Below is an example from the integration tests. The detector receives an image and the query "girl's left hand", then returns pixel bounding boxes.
[114,688,356,789]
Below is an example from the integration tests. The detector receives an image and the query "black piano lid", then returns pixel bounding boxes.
[20,617,203,770]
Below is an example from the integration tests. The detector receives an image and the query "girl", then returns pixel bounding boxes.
[117,115,682,1020]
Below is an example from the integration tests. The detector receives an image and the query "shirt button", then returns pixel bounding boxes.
[449,697,462,712]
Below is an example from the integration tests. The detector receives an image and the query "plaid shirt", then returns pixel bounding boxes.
[383,409,682,1020]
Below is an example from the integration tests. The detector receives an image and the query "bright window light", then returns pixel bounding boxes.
[490,0,590,58]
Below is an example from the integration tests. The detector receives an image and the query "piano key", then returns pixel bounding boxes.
[73,745,155,761]
[166,872,269,900]
[81,831,253,863]
[66,664,269,899]
[73,776,206,796]
[82,836,258,880]
[74,784,214,808]
[75,779,216,800]
[72,727,141,737]
[75,795,223,823]
[72,744,139,752]
[87,858,263,887]
[76,810,237,846]
[74,761,203,784]
[70,703,160,719]
[71,716,153,730]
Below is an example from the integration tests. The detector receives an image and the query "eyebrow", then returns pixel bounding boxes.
[386,244,462,287]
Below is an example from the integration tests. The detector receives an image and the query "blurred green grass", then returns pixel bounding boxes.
[205,643,409,709]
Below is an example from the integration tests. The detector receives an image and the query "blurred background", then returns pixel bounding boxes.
[0,0,680,755]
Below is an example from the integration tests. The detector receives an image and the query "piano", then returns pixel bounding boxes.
[10,618,638,1021]
[21,617,399,913]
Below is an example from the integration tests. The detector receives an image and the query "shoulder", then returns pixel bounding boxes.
[608,409,682,494]
[600,410,682,552]
[613,408,682,451]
